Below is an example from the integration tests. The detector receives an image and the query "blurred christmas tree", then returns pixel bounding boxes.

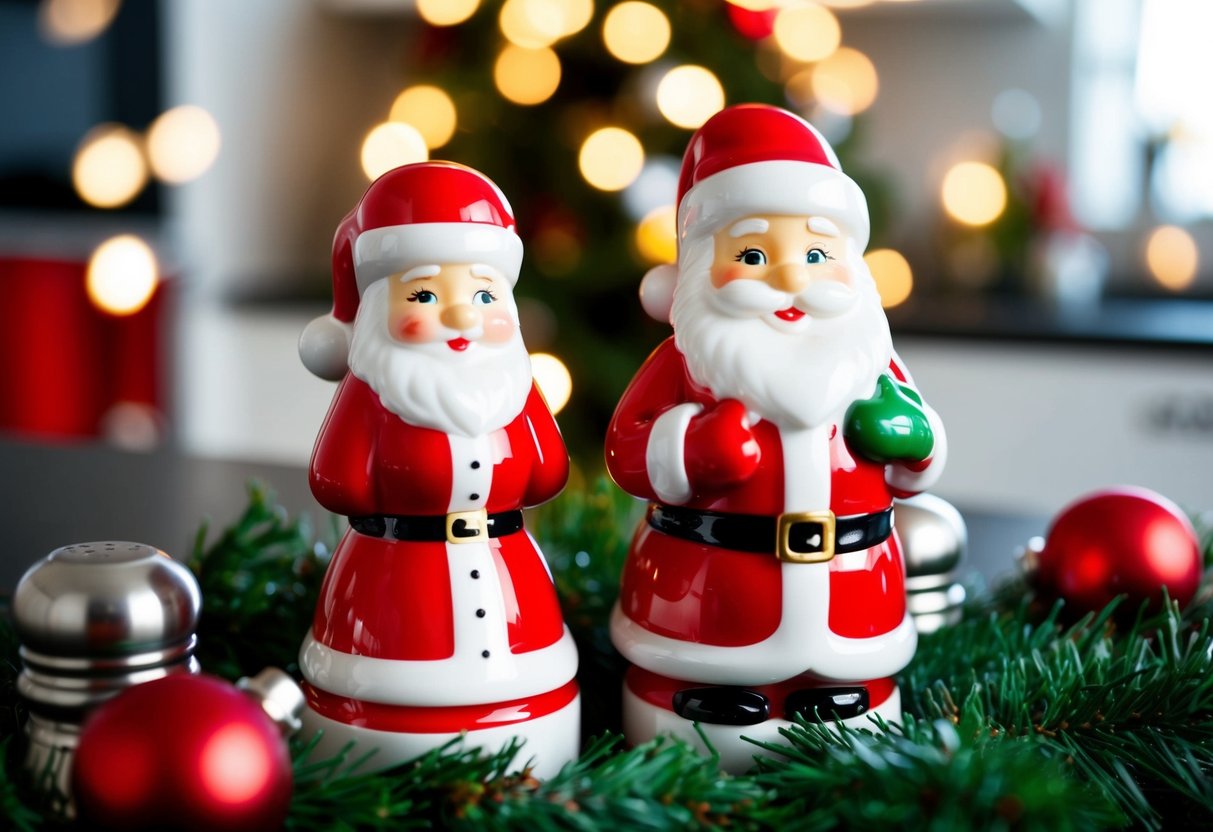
[364,0,894,456]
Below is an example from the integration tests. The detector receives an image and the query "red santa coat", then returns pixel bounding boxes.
[606,337,943,685]
[300,375,576,710]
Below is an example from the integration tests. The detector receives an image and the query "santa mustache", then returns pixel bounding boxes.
[710,277,858,319]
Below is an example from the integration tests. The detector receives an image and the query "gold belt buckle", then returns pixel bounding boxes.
[776,510,836,563]
[446,508,489,544]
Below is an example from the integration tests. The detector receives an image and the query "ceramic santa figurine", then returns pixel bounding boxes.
[296,162,579,777]
[606,104,947,772]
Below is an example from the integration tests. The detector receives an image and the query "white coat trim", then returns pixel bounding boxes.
[885,403,948,494]
[611,600,917,685]
[646,403,702,505]
[354,222,523,293]
[622,683,901,774]
[301,692,580,780]
[299,626,578,707]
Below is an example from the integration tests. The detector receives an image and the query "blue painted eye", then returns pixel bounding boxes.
[806,248,829,264]
[473,289,496,305]
[408,289,437,304]
[736,248,767,266]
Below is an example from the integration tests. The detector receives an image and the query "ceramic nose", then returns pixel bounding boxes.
[442,304,482,332]
[765,263,811,294]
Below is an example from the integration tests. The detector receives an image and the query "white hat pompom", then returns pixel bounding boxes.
[299,314,353,381]
[639,263,678,324]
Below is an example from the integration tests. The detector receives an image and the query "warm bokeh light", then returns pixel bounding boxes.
[773,3,840,63]
[530,352,573,414]
[578,127,645,191]
[941,161,1008,227]
[602,2,671,65]
[494,45,562,105]
[360,122,428,181]
[87,235,158,316]
[811,47,879,116]
[560,0,594,37]
[389,86,457,149]
[656,65,725,129]
[38,0,121,46]
[724,0,777,10]
[635,205,678,265]
[499,0,567,48]
[1144,225,1199,291]
[819,0,874,7]
[416,0,480,26]
[146,105,221,184]
[72,124,147,209]
[863,248,914,308]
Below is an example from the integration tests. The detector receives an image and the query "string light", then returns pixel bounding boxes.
[494,45,562,105]
[602,2,670,65]
[560,0,594,37]
[499,0,566,48]
[72,124,147,209]
[389,86,457,149]
[1145,225,1199,291]
[941,161,1007,227]
[146,106,221,184]
[811,47,879,116]
[416,0,480,26]
[38,0,120,46]
[724,0,777,9]
[86,235,158,317]
[772,3,840,63]
[635,205,677,265]
[656,65,725,129]
[530,353,573,414]
[579,127,645,191]
[863,248,913,308]
[360,122,428,181]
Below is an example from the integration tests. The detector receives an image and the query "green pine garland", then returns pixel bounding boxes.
[2,480,1211,830]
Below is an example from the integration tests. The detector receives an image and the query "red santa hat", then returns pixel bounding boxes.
[640,104,869,323]
[300,161,523,380]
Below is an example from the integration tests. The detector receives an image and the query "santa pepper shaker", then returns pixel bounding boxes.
[606,104,948,772]
[13,541,201,805]
[296,162,579,776]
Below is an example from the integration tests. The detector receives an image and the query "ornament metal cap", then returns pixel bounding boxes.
[238,667,306,736]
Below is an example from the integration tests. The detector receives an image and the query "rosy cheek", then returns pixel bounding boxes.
[481,310,516,344]
[391,313,434,343]
[710,265,749,288]
[820,263,852,284]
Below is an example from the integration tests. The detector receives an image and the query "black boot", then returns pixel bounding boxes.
[785,687,870,722]
[672,687,770,726]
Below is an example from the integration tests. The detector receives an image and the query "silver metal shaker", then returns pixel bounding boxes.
[895,494,968,634]
[12,541,201,804]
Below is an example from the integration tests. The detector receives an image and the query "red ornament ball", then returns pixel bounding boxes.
[73,673,292,832]
[1035,486,1202,614]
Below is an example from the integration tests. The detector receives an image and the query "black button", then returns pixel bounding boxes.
[476,609,486,618]
[481,650,491,658]
[672,687,769,726]
[470,569,480,579]
[470,493,480,501]
[471,461,480,469]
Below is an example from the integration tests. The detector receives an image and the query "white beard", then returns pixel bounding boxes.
[671,235,893,431]
[347,280,533,437]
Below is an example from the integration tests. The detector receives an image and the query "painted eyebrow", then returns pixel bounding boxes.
[400,264,441,281]
[728,218,769,238]
[469,264,503,280]
[807,217,840,237]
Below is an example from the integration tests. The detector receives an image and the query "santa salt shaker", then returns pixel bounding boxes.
[606,104,947,772]
[297,162,578,776]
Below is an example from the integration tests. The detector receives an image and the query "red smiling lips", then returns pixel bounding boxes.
[447,338,471,351]
[774,307,805,322]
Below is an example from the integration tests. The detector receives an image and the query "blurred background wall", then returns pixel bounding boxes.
[2,0,1211,515]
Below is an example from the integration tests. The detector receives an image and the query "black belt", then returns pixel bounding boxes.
[647,503,893,564]
[350,509,523,544]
